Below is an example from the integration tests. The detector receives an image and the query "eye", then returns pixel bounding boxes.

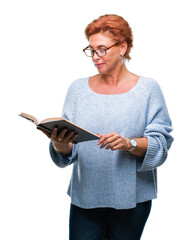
[98,48,106,54]
[84,49,94,57]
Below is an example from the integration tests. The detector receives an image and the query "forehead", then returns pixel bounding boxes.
[89,32,115,48]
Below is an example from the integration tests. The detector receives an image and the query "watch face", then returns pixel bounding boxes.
[131,139,137,147]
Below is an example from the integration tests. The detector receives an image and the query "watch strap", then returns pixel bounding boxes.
[129,146,136,152]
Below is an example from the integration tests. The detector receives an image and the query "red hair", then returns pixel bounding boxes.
[84,14,133,61]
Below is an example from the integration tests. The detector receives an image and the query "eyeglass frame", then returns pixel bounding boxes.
[83,42,120,57]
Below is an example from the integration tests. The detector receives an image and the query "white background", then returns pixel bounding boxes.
[1,0,193,239]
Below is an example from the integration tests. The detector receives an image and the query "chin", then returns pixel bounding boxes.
[98,69,107,74]
[96,66,110,75]
[98,68,114,76]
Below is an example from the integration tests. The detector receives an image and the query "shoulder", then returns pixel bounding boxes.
[68,77,89,89]
[139,77,166,107]
[66,77,89,95]
[63,78,89,115]
[140,76,160,89]
[139,76,163,96]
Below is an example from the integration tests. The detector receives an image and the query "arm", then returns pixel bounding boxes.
[38,127,77,154]
[137,81,174,172]
[37,127,78,168]
[49,141,78,168]
[49,81,79,167]
[50,127,77,154]
[128,137,148,157]
[97,133,148,157]
[97,80,174,171]
[38,81,79,168]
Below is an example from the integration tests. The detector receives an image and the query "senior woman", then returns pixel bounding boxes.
[39,14,173,240]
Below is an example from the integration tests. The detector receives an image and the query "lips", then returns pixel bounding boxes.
[95,63,104,68]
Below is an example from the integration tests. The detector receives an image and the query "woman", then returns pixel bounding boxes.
[39,14,173,240]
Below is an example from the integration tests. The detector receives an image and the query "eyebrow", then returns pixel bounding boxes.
[89,44,106,49]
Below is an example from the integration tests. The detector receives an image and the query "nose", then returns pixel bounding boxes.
[92,51,100,61]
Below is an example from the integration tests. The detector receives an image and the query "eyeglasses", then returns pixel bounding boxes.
[83,42,119,57]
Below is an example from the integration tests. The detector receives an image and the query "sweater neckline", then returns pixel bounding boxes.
[86,76,142,96]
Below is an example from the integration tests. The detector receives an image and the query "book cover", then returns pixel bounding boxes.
[19,112,100,144]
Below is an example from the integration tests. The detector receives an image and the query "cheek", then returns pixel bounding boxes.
[107,53,121,66]
[104,51,118,62]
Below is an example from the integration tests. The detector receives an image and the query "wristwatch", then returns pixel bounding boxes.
[128,138,137,152]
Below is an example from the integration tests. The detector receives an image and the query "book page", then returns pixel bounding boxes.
[40,117,64,123]
[19,112,39,125]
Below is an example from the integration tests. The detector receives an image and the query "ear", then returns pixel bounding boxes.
[120,41,127,57]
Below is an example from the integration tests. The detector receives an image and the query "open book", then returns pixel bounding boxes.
[19,112,100,144]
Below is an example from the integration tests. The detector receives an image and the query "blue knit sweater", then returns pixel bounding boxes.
[49,76,173,209]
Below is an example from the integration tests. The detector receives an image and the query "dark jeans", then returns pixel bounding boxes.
[69,200,152,240]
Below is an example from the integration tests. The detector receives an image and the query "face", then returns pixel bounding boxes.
[88,32,126,75]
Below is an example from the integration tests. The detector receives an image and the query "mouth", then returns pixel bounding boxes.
[95,63,104,68]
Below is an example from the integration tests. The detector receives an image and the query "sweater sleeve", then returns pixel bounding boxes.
[49,81,78,168]
[49,141,78,168]
[137,80,174,172]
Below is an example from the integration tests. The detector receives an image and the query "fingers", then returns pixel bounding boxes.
[97,132,120,150]
[63,131,78,143]
[97,132,116,145]
[70,133,79,143]
[51,127,58,140]
[97,132,128,151]
[51,128,78,143]
[105,139,122,150]
[57,128,68,141]
[97,133,104,138]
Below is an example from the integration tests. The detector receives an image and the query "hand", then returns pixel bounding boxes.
[97,132,130,151]
[37,127,78,154]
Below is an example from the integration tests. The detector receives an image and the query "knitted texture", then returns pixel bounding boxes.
[49,76,173,209]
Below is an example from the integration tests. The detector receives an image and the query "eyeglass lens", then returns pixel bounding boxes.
[85,48,106,57]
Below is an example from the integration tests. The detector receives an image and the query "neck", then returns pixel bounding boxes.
[101,64,129,86]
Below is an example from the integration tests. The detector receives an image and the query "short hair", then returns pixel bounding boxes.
[84,14,133,61]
